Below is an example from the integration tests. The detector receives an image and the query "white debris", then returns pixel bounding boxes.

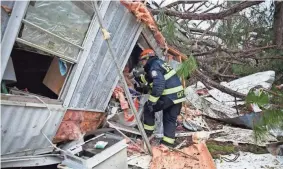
[205,97,245,108]
[209,71,275,102]
[183,116,205,131]
[213,126,277,146]
[185,87,239,119]
[215,152,283,169]
[204,97,238,118]
[185,86,204,110]
[128,154,151,169]
[185,71,275,120]
[270,128,283,137]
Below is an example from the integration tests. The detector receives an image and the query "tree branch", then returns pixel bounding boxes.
[188,27,220,37]
[164,1,204,8]
[195,69,246,99]
[150,1,263,20]
[201,64,239,79]
[248,56,283,60]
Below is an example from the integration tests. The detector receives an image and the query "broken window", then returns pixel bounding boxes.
[6,48,69,99]
[17,1,98,62]
[1,1,100,99]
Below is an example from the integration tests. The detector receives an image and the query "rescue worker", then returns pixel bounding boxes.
[136,49,186,147]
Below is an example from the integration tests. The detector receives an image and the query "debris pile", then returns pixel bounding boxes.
[104,70,282,169]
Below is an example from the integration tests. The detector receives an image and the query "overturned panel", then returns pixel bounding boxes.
[68,1,142,111]
[53,109,105,143]
[1,94,66,158]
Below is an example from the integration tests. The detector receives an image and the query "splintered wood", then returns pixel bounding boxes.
[150,142,216,169]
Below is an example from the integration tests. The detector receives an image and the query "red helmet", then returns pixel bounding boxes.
[139,49,155,60]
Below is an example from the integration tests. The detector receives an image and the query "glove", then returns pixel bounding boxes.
[144,101,154,113]
[134,75,145,85]
[137,85,150,94]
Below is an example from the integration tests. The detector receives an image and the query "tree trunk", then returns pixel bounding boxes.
[273,1,283,48]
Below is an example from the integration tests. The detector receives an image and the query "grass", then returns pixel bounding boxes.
[207,141,236,158]
[206,140,268,158]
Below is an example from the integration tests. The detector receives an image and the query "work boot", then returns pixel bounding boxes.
[160,140,175,148]
[159,139,181,148]
[145,129,153,137]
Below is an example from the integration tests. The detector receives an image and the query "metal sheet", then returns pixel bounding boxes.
[1,97,66,157]
[61,1,111,106]
[68,1,142,111]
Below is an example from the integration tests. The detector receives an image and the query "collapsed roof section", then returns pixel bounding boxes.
[120,0,168,52]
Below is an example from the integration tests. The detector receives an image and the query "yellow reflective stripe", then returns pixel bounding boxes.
[144,124,155,131]
[149,95,159,102]
[163,136,175,144]
[148,70,175,88]
[173,98,186,104]
[140,75,147,84]
[162,86,183,95]
[164,70,176,80]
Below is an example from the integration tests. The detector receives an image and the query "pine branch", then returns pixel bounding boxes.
[187,27,220,37]
[150,1,264,20]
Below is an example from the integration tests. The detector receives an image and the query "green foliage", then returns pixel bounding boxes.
[246,88,283,141]
[232,58,283,77]
[156,11,176,44]
[253,109,283,141]
[217,16,252,48]
[176,56,198,79]
[245,89,269,107]
[217,2,274,49]
[232,49,283,77]
[207,142,235,154]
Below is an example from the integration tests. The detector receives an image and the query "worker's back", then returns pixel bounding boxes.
[144,56,185,104]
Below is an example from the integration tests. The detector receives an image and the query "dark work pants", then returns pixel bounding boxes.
[143,96,182,140]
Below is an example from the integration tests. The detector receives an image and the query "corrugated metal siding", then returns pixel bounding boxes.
[1,1,15,40]
[69,1,142,111]
[1,100,66,157]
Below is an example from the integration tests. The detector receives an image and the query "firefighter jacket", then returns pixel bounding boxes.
[142,56,186,104]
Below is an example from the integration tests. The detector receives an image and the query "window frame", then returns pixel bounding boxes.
[15,1,97,64]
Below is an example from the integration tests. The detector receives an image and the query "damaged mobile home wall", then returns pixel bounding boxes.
[65,1,143,111]
[1,0,165,162]
[62,1,165,112]
[1,95,66,158]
